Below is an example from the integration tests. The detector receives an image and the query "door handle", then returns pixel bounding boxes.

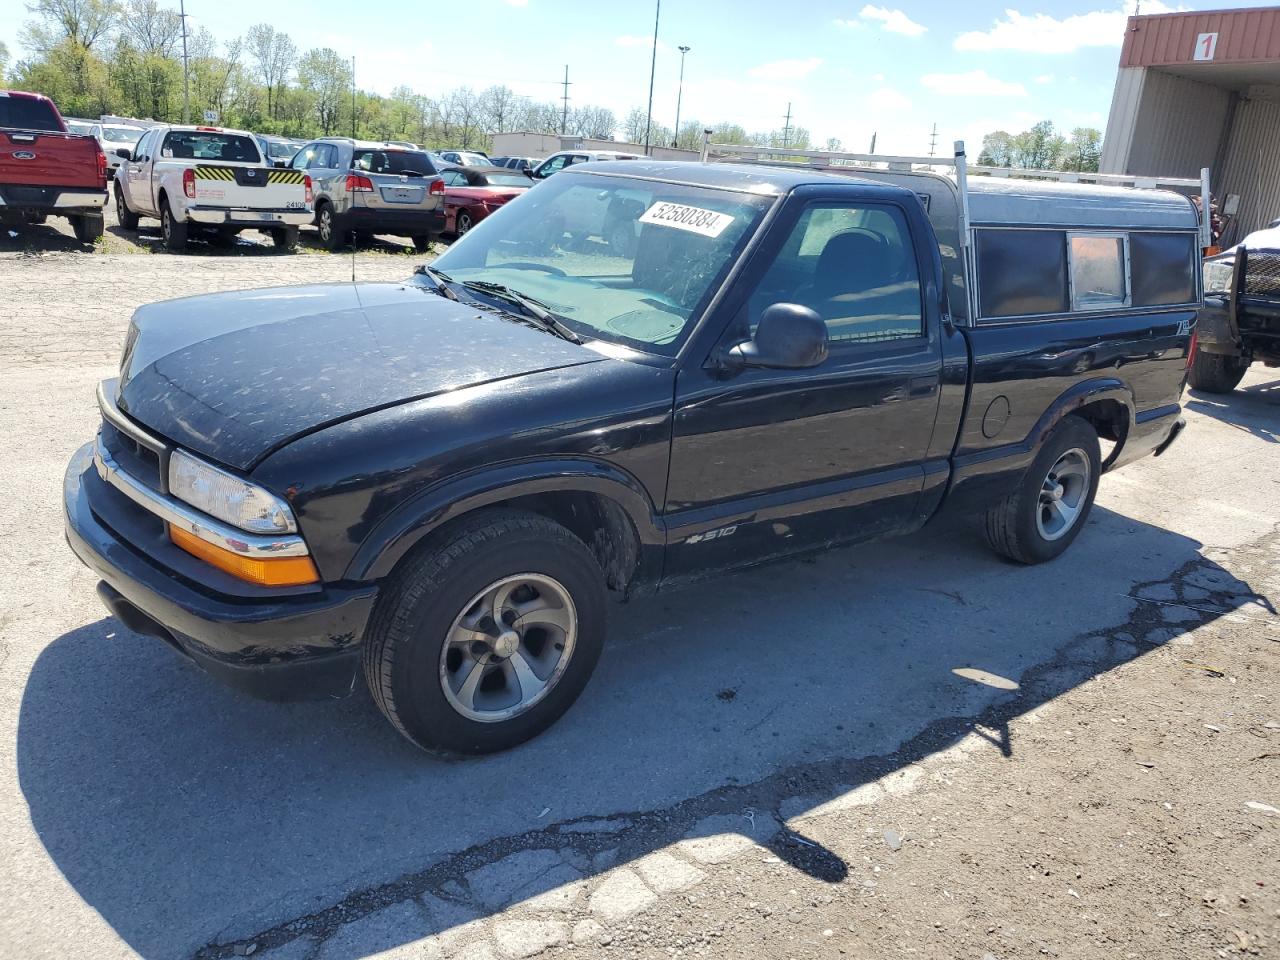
[908,376,937,397]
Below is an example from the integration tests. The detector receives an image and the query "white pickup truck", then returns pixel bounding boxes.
[113,124,312,251]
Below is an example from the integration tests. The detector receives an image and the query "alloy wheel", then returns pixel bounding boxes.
[1037,447,1090,541]
[438,573,578,723]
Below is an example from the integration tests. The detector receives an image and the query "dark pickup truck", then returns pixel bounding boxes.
[1,90,108,242]
[64,157,1200,755]
[1194,225,1280,392]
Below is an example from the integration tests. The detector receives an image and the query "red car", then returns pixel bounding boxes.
[439,165,530,235]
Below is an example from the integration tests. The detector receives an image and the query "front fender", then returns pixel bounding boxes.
[346,457,666,582]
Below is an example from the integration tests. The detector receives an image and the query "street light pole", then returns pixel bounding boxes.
[179,0,190,123]
[673,45,690,148]
[642,0,660,155]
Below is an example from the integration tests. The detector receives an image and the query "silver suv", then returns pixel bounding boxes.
[291,138,446,251]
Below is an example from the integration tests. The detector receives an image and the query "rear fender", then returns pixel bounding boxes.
[945,378,1134,512]
[346,458,665,584]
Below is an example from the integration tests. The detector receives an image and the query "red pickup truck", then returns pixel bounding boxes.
[1,90,108,243]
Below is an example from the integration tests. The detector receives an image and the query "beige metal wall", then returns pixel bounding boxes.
[1218,95,1280,243]
[1100,67,1147,175]
[1125,70,1231,177]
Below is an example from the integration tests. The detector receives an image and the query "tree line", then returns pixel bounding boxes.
[978,120,1102,173]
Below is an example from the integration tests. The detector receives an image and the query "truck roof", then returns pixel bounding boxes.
[572,160,894,197]
[966,176,1198,231]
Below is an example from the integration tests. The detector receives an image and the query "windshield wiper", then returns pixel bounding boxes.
[414,264,460,301]
[460,281,583,344]
[399,170,426,178]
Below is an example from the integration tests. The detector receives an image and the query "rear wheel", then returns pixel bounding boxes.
[317,202,345,251]
[161,199,188,251]
[115,187,139,230]
[72,213,104,244]
[363,510,607,755]
[455,210,474,236]
[271,225,299,251]
[1188,351,1249,394]
[983,414,1101,564]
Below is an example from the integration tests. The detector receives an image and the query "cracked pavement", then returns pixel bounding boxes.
[1,251,1277,959]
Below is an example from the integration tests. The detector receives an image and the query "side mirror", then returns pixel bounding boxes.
[273,159,288,168]
[115,147,132,161]
[523,167,535,179]
[727,303,828,370]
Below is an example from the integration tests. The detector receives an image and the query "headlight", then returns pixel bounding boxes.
[1203,257,1235,296]
[168,449,297,534]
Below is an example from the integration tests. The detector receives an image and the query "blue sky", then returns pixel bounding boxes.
[5,0,1279,153]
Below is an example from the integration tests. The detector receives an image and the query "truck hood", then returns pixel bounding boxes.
[117,281,603,471]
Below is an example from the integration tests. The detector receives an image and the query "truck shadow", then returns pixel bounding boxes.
[1187,380,1280,443]
[16,507,1268,958]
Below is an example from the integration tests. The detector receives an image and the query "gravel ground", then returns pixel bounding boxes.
[0,244,1277,960]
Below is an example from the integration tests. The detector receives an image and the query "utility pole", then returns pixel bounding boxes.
[351,57,357,139]
[781,102,792,149]
[869,132,877,154]
[643,0,660,154]
[179,0,190,123]
[560,65,570,136]
[672,45,690,148]
[929,122,938,157]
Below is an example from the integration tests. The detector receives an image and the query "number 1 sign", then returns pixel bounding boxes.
[1194,32,1219,61]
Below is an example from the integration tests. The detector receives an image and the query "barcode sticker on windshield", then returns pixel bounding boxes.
[639,202,735,238]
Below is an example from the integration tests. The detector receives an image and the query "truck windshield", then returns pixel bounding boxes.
[161,131,261,163]
[102,126,143,144]
[0,97,63,131]
[432,172,772,355]
[352,150,436,176]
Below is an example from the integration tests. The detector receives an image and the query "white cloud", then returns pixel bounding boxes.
[921,70,1027,97]
[748,57,824,81]
[614,35,668,52]
[865,87,913,112]
[954,2,1179,54]
[857,5,927,37]
[1035,74,1055,84]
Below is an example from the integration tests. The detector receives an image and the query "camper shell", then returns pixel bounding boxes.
[702,140,1207,329]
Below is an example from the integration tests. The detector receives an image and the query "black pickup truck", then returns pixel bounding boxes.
[64,160,1200,754]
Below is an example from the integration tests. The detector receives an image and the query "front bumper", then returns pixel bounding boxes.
[187,206,311,228]
[63,442,377,700]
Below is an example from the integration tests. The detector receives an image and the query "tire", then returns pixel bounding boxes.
[72,213,104,244]
[31,213,48,225]
[211,227,240,247]
[271,225,299,251]
[161,199,188,251]
[455,210,474,236]
[411,234,434,253]
[115,187,139,230]
[1188,351,1249,394]
[983,414,1101,564]
[317,202,345,251]
[363,510,607,756]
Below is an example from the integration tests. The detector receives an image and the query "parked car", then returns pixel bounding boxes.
[0,91,108,242]
[491,156,539,171]
[64,159,1197,755]
[439,149,492,166]
[1196,224,1280,392]
[439,164,531,235]
[291,138,445,251]
[255,134,305,168]
[385,140,421,150]
[528,149,643,180]
[114,124,311,251]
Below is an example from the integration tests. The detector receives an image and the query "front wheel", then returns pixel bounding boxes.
[115,187,139,230]
[983,414,1101,564]
[363,510,607,755]
[455,210,473,236]
[1188,351,1249,394]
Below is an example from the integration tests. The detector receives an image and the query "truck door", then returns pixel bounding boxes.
[663,195,945,579]
[124,128,156,215]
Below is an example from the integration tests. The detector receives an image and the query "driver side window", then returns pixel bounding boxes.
[747,202,923,345]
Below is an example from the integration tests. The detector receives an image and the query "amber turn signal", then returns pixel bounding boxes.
[169,525,320,587]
